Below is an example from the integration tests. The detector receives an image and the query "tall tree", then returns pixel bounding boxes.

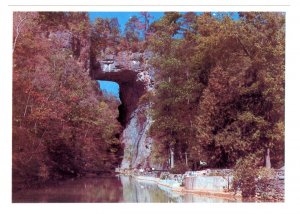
[147,12,284,170]
[139,12,153,40]
[125,16,141,43]
[13,12,122,189]
[194,12,285,168]
[148,12,205,168]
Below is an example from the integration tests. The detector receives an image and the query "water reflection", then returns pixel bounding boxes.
[13,175,235,203]
[120,176,234,203]
[13,176,123,203]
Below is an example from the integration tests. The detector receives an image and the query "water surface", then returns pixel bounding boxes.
[13,175,235,203]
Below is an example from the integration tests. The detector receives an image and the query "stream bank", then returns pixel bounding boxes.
[118,168,284,202]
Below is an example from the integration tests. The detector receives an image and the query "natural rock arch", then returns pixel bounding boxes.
[94,68,146,127]
[90,51,157,169]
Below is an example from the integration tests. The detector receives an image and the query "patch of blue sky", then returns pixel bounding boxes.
[89,12,165,34]
[211,12,240,20]
[98,80,120,99]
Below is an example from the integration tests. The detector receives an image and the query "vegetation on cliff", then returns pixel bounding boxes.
[13,12,122,189]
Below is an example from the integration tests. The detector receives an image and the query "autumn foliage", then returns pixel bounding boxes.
[13,12,122,190]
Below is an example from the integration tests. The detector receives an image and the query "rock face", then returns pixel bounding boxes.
[91,50,156,169]
[121,106,153,168]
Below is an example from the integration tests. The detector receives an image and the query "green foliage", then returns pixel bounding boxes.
[256,167,276,199]
[147,13,204,166]
[195,12,285,167]
[232,155,258,198]
[257,167,276,182]
[149,139,169,166]
[233,158,277,199]
[147,12,284,170]
[169,163,190,174]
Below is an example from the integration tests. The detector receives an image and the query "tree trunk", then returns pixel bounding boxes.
[185,152,188,166]
[266,148,271,169]
[170,148,174,168]
[13,14,28,52]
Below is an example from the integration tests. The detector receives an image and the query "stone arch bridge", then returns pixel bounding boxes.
[90,51,156,169]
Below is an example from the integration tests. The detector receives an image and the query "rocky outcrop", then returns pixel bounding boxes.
[121,106,153,168]
[91,50,156,169]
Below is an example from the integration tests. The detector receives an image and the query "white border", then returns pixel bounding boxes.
[1,1,299,214]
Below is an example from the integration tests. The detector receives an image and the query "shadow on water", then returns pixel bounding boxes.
[13,175,235,203]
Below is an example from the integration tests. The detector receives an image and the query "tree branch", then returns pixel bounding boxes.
[13,14,28,52]
[236,37,251,58]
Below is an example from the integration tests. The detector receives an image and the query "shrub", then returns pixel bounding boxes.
[257,167,275,181]
[256,167,276,199]
[160,173,169,180]
[232,155,258,198]
[169,162,190,174]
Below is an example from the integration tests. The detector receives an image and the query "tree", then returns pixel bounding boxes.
[13,12,122,189]
[124,16,142,51]
[125,16,141,42]
[90,17,121,59]
[194,12,285,168]
[139,12,153,40]
[148,12,205,168]
[147,12,284,171]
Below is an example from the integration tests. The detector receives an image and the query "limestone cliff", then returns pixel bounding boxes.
[91,50,158,169]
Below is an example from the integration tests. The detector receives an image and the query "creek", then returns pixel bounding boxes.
[13,175,234,203]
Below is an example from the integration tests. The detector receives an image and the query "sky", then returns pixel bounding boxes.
[97,81,120,98]
[89,12,165,33]
[89,12,239,98]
